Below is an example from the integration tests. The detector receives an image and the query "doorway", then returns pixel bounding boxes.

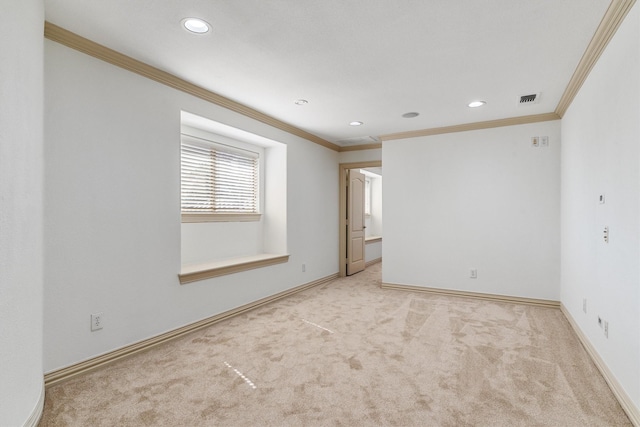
[339,160,382,277]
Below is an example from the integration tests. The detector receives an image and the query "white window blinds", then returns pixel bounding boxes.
[181,135,259,214]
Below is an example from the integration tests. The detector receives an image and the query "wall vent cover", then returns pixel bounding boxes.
[518,93,541,105]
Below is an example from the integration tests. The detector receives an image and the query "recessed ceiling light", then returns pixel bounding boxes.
[349,121,363,126]
[182,18,210,34]
[468,100,486,108]
[402,112,420,118]
[294,99,309,105]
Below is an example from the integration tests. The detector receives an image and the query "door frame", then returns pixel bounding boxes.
[339,160,382,277]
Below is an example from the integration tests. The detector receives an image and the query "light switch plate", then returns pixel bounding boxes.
[540,136,549,147]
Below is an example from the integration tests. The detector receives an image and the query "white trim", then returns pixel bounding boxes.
[561,304,640,426]
[23,380,44,427]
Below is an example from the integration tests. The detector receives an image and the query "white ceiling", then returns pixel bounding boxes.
[44,0,610,146]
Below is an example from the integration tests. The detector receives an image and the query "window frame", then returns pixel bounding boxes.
[364,175,372,217]
[180,132,263,223]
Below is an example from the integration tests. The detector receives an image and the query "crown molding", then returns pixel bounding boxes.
[43,22,341,152]
[381,0,635,142]
[380,113,560,142]
[44,0,634,150]
[555,0,636,117]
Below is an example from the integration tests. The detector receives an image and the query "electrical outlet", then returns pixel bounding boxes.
[582,298,587,313]
[604,321,609,338]
[603,226,609,243]
[599,194,605,204]
[470,269,477,279]
[531,136,539,147]
[598,316,602,327]
[91,313,104,331]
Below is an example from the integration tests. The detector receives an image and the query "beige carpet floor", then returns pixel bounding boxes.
[40,263,631,426]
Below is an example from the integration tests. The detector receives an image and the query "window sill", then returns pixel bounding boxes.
[179,253,289,284]
[182,213,261,223]
[365,236,382,244]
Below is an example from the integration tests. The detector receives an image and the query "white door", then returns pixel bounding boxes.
[347,169,366,275]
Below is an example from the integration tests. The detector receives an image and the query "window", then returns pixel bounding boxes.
[181,134,260,222]
[364,176,371,216]
[179,112,288,281]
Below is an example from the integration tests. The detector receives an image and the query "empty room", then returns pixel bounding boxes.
[1,0,639,426]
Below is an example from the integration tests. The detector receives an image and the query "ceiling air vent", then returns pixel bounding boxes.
[518,93,541,105]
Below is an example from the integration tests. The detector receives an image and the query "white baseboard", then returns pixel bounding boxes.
[561,304,640,426]
[23,380,44,427]
[44,273,339,388]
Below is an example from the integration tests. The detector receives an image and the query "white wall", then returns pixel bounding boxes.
[181,222,264,265]
[383,121,561,300]
[365,241,382,263]
[0,0,45,424]
[561,4,640,409]
[338,148,381,164]
[263,142,288,255]
[44,40,338,372]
